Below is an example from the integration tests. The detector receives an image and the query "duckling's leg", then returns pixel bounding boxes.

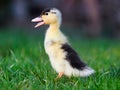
[55,72,64,80]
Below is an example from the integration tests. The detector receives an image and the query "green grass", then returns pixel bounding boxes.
[0,28,120,90]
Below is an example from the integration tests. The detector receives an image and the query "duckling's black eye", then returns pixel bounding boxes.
[45,12,48,15]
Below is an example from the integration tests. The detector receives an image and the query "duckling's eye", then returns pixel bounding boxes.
[45,12,48,15]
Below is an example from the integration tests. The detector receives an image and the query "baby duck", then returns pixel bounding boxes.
[32,8,94,79]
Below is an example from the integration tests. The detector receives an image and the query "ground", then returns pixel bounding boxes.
[0,28,120,90]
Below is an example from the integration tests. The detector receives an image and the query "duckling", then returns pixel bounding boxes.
[31,8,94,79]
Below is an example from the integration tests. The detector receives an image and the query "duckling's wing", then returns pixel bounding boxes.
[61,43,86,70]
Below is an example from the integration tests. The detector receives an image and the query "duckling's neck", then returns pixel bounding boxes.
[45,22,67,43]
[46,22,61,36]
[49,22,60,32]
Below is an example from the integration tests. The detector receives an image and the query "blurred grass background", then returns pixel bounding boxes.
[0,0,120,89]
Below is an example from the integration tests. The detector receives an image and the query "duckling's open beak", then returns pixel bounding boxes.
[31,17,45,28]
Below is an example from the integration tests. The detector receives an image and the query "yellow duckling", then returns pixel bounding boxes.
[32,8,94,79]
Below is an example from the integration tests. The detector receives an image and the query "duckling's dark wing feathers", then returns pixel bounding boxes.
[61,43,86,70]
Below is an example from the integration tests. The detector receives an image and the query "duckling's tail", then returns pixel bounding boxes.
[79,66,95,77]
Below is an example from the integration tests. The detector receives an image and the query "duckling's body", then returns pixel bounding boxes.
[44,24,68,75]
[32,8,94,78]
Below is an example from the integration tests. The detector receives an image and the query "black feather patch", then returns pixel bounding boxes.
[61,43,86,70]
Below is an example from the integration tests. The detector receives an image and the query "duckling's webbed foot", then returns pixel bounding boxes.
[55,72,64,80]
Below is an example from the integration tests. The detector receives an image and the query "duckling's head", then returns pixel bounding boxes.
[32,8,62,28]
